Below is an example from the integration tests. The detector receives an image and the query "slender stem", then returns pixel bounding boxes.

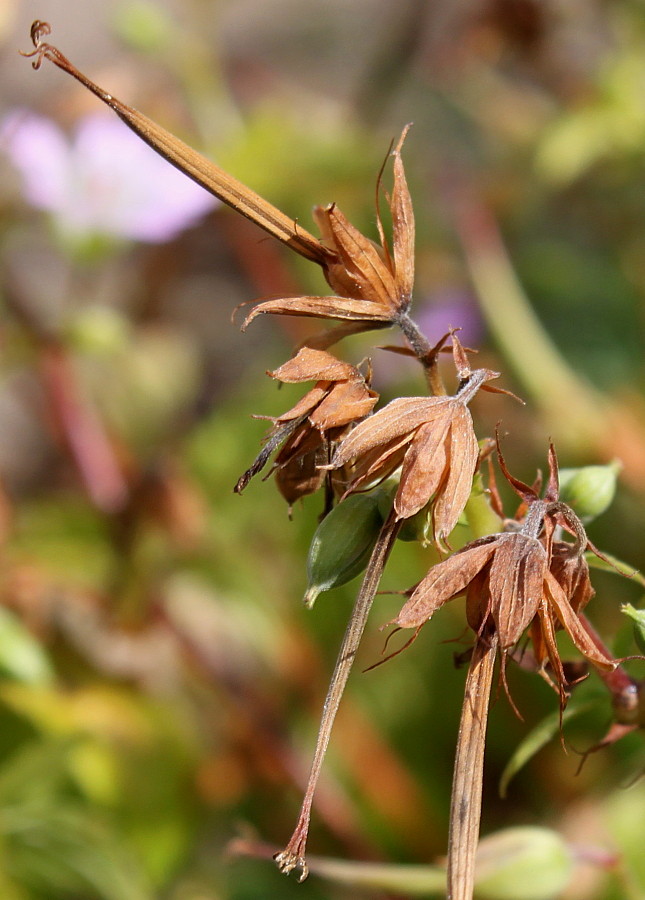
[234,837,448,894]
[447,636,498,900]
[578,614,640,722]
[450,185,607,452]
[274,511,402,880]
[395,311,447,395]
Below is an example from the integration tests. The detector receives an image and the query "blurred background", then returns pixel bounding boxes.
[0,1,644,897]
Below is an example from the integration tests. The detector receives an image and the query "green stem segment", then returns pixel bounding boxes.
[274,511,402,881]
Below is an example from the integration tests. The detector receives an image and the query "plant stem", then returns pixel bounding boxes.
[395,311,447,396]
[274,510,401,880]
[233,837,447,894]
[447,636,498,900]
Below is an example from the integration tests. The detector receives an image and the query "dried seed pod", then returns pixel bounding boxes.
[303,491,386,608]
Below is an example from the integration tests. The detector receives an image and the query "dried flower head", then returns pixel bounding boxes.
[242,126,415,331]
[388,441,616,703]
[327,335,509,545]
[235,347,377,507]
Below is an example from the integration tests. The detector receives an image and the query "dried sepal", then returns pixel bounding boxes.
[314,204,399,308]
[268,348,363,384]
[329,358,500,544]
[393,539,497,628]
[244,127,415,331]
[235,349,377,506]
[389,126,415,308]
[431,404,479,538]
[543,570,614,671]
[549,541,594,615]
[395,415,451,518]
[242,295,395,330]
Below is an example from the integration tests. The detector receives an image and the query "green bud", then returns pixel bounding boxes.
[376,480,431,543]
[558,460,621,523]
[395,505,432,543]
[303,492,386,608]
[621,603,645,655]
[474,827,573,900]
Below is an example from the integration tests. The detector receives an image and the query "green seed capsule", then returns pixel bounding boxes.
[474,827,573,900]
[303,491,386,608]
[621,603,645,655]
[376,480,430,543]
[558,460,621,523]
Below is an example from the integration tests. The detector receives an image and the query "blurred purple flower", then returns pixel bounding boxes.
[2,109,218,243]
[415,289,484,348]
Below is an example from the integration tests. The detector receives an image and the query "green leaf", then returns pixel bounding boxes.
[586,551,645,587]
[499,703,594,798]
[0,608,54,686]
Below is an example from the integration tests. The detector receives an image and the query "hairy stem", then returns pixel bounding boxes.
[447,636,498,900]
[274,510,401,881]
[395,311,447,396]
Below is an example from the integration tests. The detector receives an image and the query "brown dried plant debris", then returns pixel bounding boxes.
[242,126,415,331]
[234,347,377,507]
[388,441,617,706]
[327,335,510,545]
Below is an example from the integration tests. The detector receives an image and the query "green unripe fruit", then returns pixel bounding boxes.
[303,491,386,608]
[474,827,573,900]
[396,506,432,543]
[558,460,621,523]
[376,480,431,543]
[621,603,645,655]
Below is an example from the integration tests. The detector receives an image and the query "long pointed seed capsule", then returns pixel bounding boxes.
[21,21,330,265]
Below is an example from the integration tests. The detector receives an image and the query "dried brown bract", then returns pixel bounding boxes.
[242,127,415,330]
[328,336,506,546]
[235,348,377,507]
[389,442,617,702]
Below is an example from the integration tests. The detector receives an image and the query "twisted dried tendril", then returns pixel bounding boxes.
[19,20,62,70]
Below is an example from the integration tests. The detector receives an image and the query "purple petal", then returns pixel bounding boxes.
[1,110,72,211]
[72,113,217,242]
[415,290,484,347]
[2,110,218,243]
